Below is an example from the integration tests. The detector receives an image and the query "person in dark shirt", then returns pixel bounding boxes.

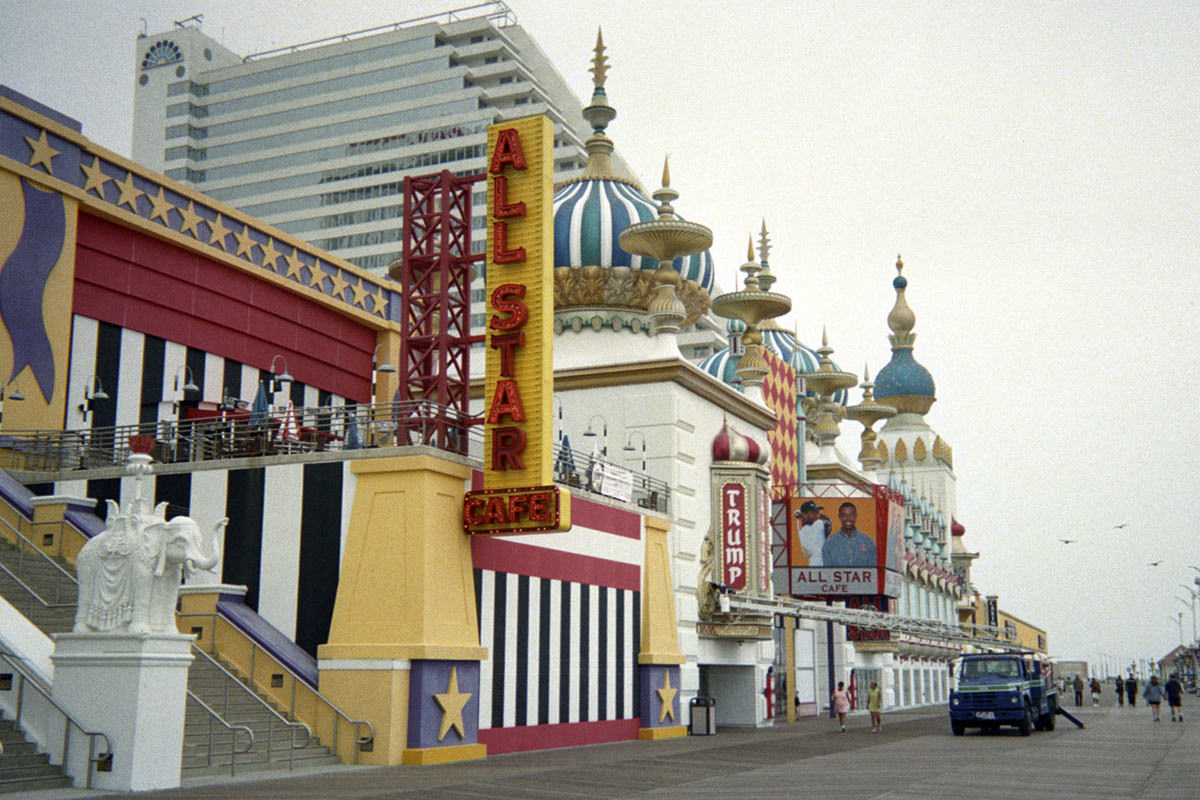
[1115,675,1125,707]
[1165,673,1184,722]
[1125,674,1138,707]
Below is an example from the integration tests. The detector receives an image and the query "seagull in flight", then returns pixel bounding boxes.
[1148,560,1163,567]
[1059,539,1076,544]
[1114,523,1130,529]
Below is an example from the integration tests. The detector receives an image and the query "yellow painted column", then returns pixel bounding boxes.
[638,514,687,740]
[317,454,487,765]
[785,617,796,722]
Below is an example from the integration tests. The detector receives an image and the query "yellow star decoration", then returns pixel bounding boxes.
[328,269,350,300]
[350,279,369,308]
[24,130,59,174]
[657,670,678,723]
[208,214,231,249]
[148,187,174,225]
[368,285,389,318]
[115,171,144,211]
[283,250,306,280]
[178,201,203,238]
[80,156,110,197]
[233,224,258,258]
[308,265,327,290]
[433,666,471,742]
[259,238,282,271]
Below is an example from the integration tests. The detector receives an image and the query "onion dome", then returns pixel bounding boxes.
[552,31,713,325]
[874,255,936,414]
[711,420,768,464]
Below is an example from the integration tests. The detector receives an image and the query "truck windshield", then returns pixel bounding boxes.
[961,659,1020,679]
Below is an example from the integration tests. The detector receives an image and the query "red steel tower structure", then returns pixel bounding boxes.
[390,170,485,454]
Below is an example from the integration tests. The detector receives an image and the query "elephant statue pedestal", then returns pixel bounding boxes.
[50,632,194,792]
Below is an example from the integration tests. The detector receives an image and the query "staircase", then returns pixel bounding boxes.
[0,537,339,781]
[0,718,73,793]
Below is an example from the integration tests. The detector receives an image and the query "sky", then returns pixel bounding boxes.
[2,0,1198,671]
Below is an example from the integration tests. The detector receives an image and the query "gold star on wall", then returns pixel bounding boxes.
[308,265,327,290]
[283,250,306,280]
[433,666,471,741]
[80,156,110,197]
[328,269,350,300]
[178,201,203,238]
[259,238,282,271]
[208,215,231,249]
[24,130,59,174]
[350,280,369,308]
[148,187,174,225]
[115,171,144,211]
[657,671,678,723]
[233,225,258,258]
[369,285,389,318]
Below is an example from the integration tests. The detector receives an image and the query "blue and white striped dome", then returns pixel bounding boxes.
[697,327,847,404]
[553,178,715,293]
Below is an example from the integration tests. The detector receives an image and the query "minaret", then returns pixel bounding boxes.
[875,255,936,425]
[800,328,857,463]
[579,29,619,180]
[845,363,896,472]
[710,237,790,392]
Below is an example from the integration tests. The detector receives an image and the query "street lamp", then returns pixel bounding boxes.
[623,430,647,473]
[582,414,608,457]
[79,375,109,421]
[269,355,294,394]
[372,344,396,374]
[174,365,199,394]
[0,382,25,428]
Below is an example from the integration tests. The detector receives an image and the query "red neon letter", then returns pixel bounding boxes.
[489,128,527,174]
[492,176,526,218]
[489,331,524,377]
[464,497,486,527]
[492,427,526,470]
[487,379,527,424]
[489,284,528,330]
[492,222,526,263]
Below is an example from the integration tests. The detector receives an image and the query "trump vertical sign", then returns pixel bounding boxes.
[464,116,571,534]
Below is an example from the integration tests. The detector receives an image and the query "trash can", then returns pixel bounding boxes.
[689,696,716,735]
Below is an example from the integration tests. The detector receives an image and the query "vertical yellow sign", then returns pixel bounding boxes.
[482,116,554,490]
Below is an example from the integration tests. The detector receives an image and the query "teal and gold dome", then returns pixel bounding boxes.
[874,256,936,414]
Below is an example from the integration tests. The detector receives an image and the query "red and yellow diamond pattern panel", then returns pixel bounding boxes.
[761,348,797,496]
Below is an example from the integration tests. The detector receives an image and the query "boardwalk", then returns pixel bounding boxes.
[18,693,1198,800]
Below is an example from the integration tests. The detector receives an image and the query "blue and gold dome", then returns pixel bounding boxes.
[874,256,936,414]
[552,32,713,326]
[698,323,847,405]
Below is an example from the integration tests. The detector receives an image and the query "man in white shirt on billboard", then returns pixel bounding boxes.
[795,500,831,567]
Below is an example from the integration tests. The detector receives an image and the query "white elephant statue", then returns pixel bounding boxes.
[73,500,226,635]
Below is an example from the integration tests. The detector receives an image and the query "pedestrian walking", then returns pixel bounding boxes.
[1115,675,1125,707]
[1126,674,1138,707]
[868,681,883,733]
[1165,674,1184,722]
[1143,675,1164,721]
[1073,674,1084,707]
[1090,677,1101,706]
[831,681,851,732]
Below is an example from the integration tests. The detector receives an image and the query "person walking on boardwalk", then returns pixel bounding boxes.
[1126,674,1138,707]
[1115,675,1125,707]
[1143,675,1164,721]
[831,681,851,732]
[1073,674,1084,706]
[868,681,883,733]
[1089,677,1101,706]
[1165,674,1184,721]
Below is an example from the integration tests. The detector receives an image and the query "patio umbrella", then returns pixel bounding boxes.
[281,400,300,442]
[554,433,576,482]
[344,411,362,450]
[250,381,269,424]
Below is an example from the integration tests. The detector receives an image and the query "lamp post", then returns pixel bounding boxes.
[582,414,608,458]
[623,430,647,473]
[269,355,294,397]
[1180,585,1199,643]
[0,382,25,428]
[79,375,109,422]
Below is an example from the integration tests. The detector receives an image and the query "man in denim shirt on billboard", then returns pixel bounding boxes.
[821,502,876,567]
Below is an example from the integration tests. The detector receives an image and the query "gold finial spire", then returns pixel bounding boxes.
[756,219,776,291]
[661,155,670,188]
[863,362,872,384]
[758,219,771,265]
[590,28,609,89]
[747,236,755,262]
[887,252,917,348]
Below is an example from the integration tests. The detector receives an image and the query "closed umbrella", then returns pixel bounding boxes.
[281,400,300,445]
[250,381,269,424]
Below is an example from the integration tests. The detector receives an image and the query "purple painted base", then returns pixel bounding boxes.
[638,664,681,727]
[407,660,481,749]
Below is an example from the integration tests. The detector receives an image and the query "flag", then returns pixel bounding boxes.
[281,400,300,442]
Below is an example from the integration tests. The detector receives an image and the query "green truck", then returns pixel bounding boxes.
[949,653,1059,736]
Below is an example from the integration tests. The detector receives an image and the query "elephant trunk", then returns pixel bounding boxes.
[192,518,226,572]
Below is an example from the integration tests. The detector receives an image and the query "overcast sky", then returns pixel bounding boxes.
[3,1,1198,671]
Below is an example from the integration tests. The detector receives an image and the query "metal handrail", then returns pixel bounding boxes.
[189,646,311,771]
[0,513,79,611]
[0,650,111,789]
[185,692,254,776]
[180,611,374,763]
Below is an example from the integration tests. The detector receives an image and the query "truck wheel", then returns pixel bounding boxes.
[951,720,965,736]
[1044,699,1057,731]
[1018,704,1032,736]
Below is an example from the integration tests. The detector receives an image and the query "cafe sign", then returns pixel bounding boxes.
[465,116,571,534]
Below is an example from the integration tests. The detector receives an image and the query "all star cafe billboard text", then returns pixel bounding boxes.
[465,115,571,534]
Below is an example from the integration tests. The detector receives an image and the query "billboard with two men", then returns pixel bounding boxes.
[784,487,904,597]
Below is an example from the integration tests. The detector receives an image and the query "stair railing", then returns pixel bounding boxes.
[0,515,79,614]
[190,646,312,771]
[184,692,254,776]
[0,650,111,789]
